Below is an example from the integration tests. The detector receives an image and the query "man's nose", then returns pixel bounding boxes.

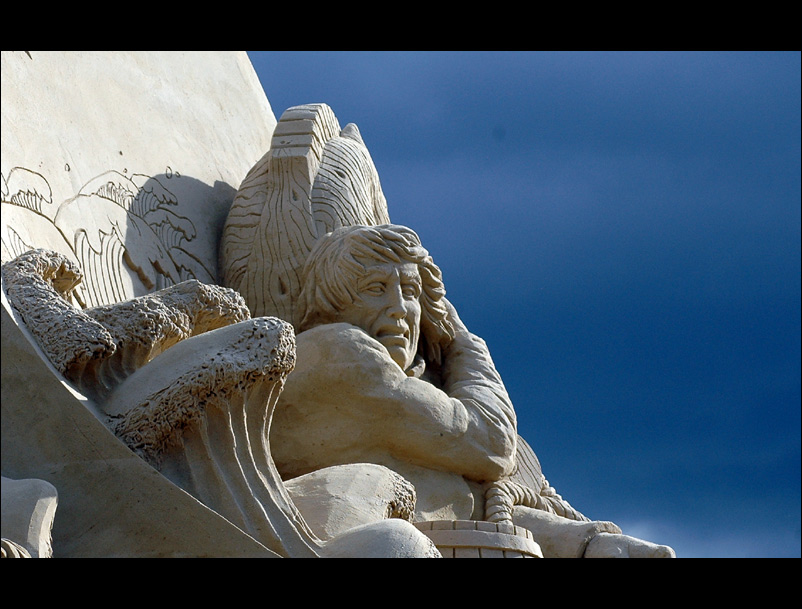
[385,286,407,319]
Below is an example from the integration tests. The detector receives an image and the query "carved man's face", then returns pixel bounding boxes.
[335,261,422,371]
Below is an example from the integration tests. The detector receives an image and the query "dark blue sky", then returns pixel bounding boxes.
[248,51,801,558]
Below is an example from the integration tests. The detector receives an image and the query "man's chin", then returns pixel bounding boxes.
[381,343,413,371]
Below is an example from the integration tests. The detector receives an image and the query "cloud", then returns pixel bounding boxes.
[619,518,802,558]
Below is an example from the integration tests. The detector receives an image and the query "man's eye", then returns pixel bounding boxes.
[363,283,385,295]
[402,285,420,298]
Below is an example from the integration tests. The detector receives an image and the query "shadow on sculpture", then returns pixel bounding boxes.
[1,168,233,308]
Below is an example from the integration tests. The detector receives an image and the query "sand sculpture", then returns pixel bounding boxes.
[1,52,674,558]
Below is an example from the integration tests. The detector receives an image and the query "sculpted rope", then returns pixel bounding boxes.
[484,479,590,524]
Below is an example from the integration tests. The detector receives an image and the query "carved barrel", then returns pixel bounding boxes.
[414,520,542,558]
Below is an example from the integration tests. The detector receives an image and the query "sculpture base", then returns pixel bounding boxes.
[414,520,542,558]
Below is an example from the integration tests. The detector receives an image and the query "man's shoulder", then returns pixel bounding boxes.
[298,322,375,348]
[296,323,391,364]
[288,323,407,395]
[298,322,368,341]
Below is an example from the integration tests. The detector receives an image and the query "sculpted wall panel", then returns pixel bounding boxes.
[1,51,277,306]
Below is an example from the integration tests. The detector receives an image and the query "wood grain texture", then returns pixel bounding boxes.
[220,104,390,327]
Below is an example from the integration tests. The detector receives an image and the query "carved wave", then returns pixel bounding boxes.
[3,167,213,308]
[1,168,55,217]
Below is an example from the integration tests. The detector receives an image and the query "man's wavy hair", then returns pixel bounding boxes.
[297,224,455,365]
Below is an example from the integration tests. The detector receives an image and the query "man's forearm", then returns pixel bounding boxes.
[381,374,517,482]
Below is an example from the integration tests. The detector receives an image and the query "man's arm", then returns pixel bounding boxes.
[437,299,518,478]
[287,321,516,482]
